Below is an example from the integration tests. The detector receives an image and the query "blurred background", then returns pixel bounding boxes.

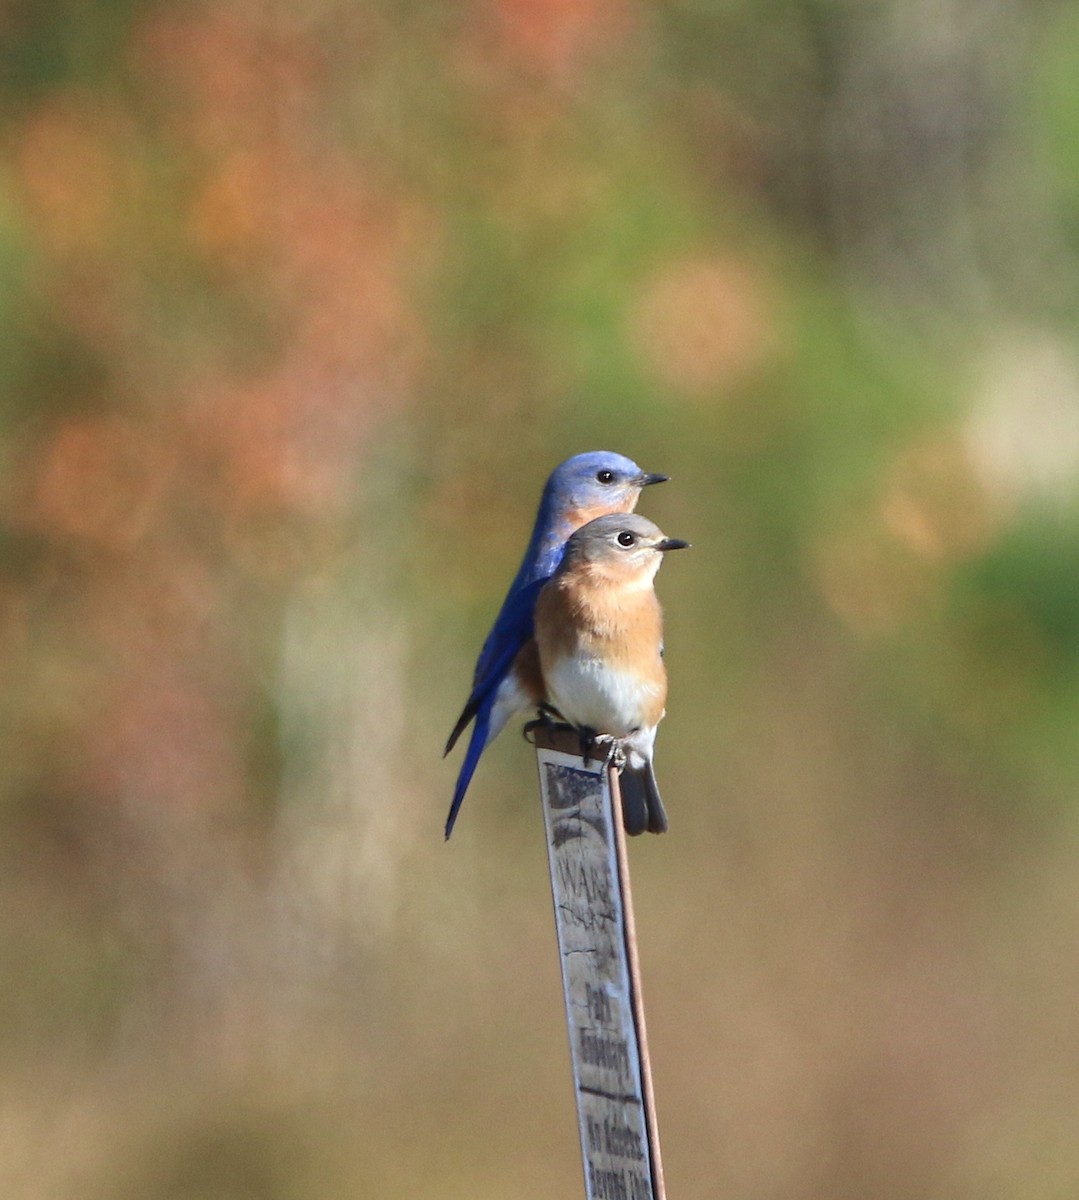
[3,0,1079,1196]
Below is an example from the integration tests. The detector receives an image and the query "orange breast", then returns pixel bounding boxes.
[511,638,545,704]
[563,495,637,531]
[535,570,668,728]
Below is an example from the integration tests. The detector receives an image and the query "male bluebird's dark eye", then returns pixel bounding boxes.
[617,531,636,547]
[596,470,615,484]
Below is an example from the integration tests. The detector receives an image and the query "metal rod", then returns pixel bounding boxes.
[609,763,667,1199]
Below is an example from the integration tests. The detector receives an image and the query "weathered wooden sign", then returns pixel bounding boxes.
[534,726,666,1200]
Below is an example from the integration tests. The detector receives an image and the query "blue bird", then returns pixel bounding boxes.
[444,451,668,838]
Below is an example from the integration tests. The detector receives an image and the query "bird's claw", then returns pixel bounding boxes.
[579,730,625,769]
[524,715,625,771]
[522,706,570,744]
[588,733,626,770]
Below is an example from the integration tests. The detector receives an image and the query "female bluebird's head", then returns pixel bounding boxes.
[544,451,668,532]
[560,512,690,581]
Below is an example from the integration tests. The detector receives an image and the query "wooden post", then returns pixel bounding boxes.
[534,725,667,1200]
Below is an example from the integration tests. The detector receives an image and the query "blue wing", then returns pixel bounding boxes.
[443,706,493,840]
[443,578,547,838]
[444,580,542,754]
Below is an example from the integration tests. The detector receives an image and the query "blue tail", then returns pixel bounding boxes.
[444,702,492,839]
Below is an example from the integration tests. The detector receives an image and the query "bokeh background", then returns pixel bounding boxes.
[4,0,1079,1196]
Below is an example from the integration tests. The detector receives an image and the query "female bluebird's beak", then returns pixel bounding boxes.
[655,537,690,552]
[636,472,670,488]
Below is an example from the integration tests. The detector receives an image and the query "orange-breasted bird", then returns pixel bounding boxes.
[533,512,689,835]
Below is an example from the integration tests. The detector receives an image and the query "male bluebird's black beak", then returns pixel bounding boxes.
[636,472,669,488]
[655,537,690,552]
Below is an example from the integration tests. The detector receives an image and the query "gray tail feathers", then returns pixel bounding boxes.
[617,761,669,836]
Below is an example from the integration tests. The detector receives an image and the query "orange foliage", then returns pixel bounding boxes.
[880,436,1002,563]
[25,416,173,549]
[492,0,636,75]
[812,433,1007,635]
[630,257,774,396]
[12,91,136,258]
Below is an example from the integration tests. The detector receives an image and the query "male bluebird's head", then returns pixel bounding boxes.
[561,512,690,582]
[543,452,668,533]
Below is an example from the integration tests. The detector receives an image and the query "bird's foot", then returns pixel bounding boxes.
[579,728,623,768]
[522,705,571,744]
[587,733,626,770]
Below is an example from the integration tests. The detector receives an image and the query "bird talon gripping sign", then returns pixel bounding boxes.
[535,727,665,1200]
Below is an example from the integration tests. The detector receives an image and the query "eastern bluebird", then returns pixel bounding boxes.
[444,452,669,839]
[533,513,689,836]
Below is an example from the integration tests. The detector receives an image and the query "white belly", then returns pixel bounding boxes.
[545,654,661,736]
[486,670,534,747]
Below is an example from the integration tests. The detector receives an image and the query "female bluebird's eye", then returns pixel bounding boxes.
[596,470,615,484]
[617,531,636,547]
